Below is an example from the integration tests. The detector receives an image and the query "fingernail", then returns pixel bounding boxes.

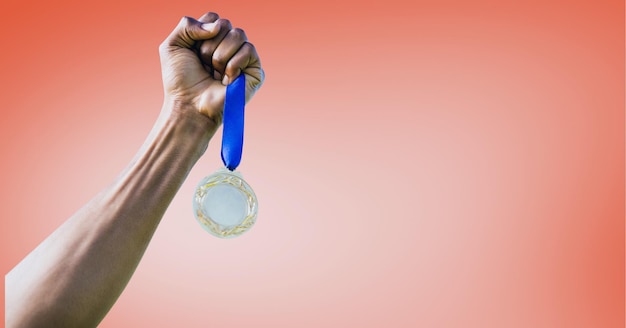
[201,22,217,31]
[222,75,230,85]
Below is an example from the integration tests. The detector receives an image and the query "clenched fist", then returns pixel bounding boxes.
[159,12,264,125]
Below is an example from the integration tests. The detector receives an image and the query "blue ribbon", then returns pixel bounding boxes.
[221,74,246,171]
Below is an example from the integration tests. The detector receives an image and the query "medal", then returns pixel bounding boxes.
[193,74,258,238]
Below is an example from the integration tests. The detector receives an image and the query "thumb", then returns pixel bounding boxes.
[164,16,221,49]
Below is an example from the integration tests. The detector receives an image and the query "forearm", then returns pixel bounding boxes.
[6,103,216,327]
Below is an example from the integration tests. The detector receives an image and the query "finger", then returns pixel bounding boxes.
[212,28,248,82]
[224,43,264,101]
[198,12,219,23]
[223,42,261,84]
[162,16,221,49]
[193,13,219,53]
[199,18,232,75]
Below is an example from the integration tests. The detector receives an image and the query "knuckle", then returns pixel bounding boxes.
[225,60,238,72]
[218,18,232,28]
[243,42,256,54]
[179,16,192,26]
[212,51,228,66]
[230,28,247,40]
[199,41,213,56]
[203,12,219,21]
[158,39,174,53]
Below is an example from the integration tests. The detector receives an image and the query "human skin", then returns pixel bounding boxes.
[5,12,264,328]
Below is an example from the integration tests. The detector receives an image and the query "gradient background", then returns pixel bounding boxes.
[1,0,624,327]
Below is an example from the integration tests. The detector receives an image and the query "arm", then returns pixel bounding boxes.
[6,108,215,327]
[6,12,263,327]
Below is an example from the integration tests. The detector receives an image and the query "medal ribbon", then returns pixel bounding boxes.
[221,74,246,171]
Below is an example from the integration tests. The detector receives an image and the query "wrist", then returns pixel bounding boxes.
[160,99,219,158]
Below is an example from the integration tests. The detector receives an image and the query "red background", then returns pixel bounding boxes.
[1,0,624,327]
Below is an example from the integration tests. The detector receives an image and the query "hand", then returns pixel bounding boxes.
[159,12,264,125]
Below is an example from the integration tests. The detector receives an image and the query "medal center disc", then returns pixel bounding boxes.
[202,183,247,227]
